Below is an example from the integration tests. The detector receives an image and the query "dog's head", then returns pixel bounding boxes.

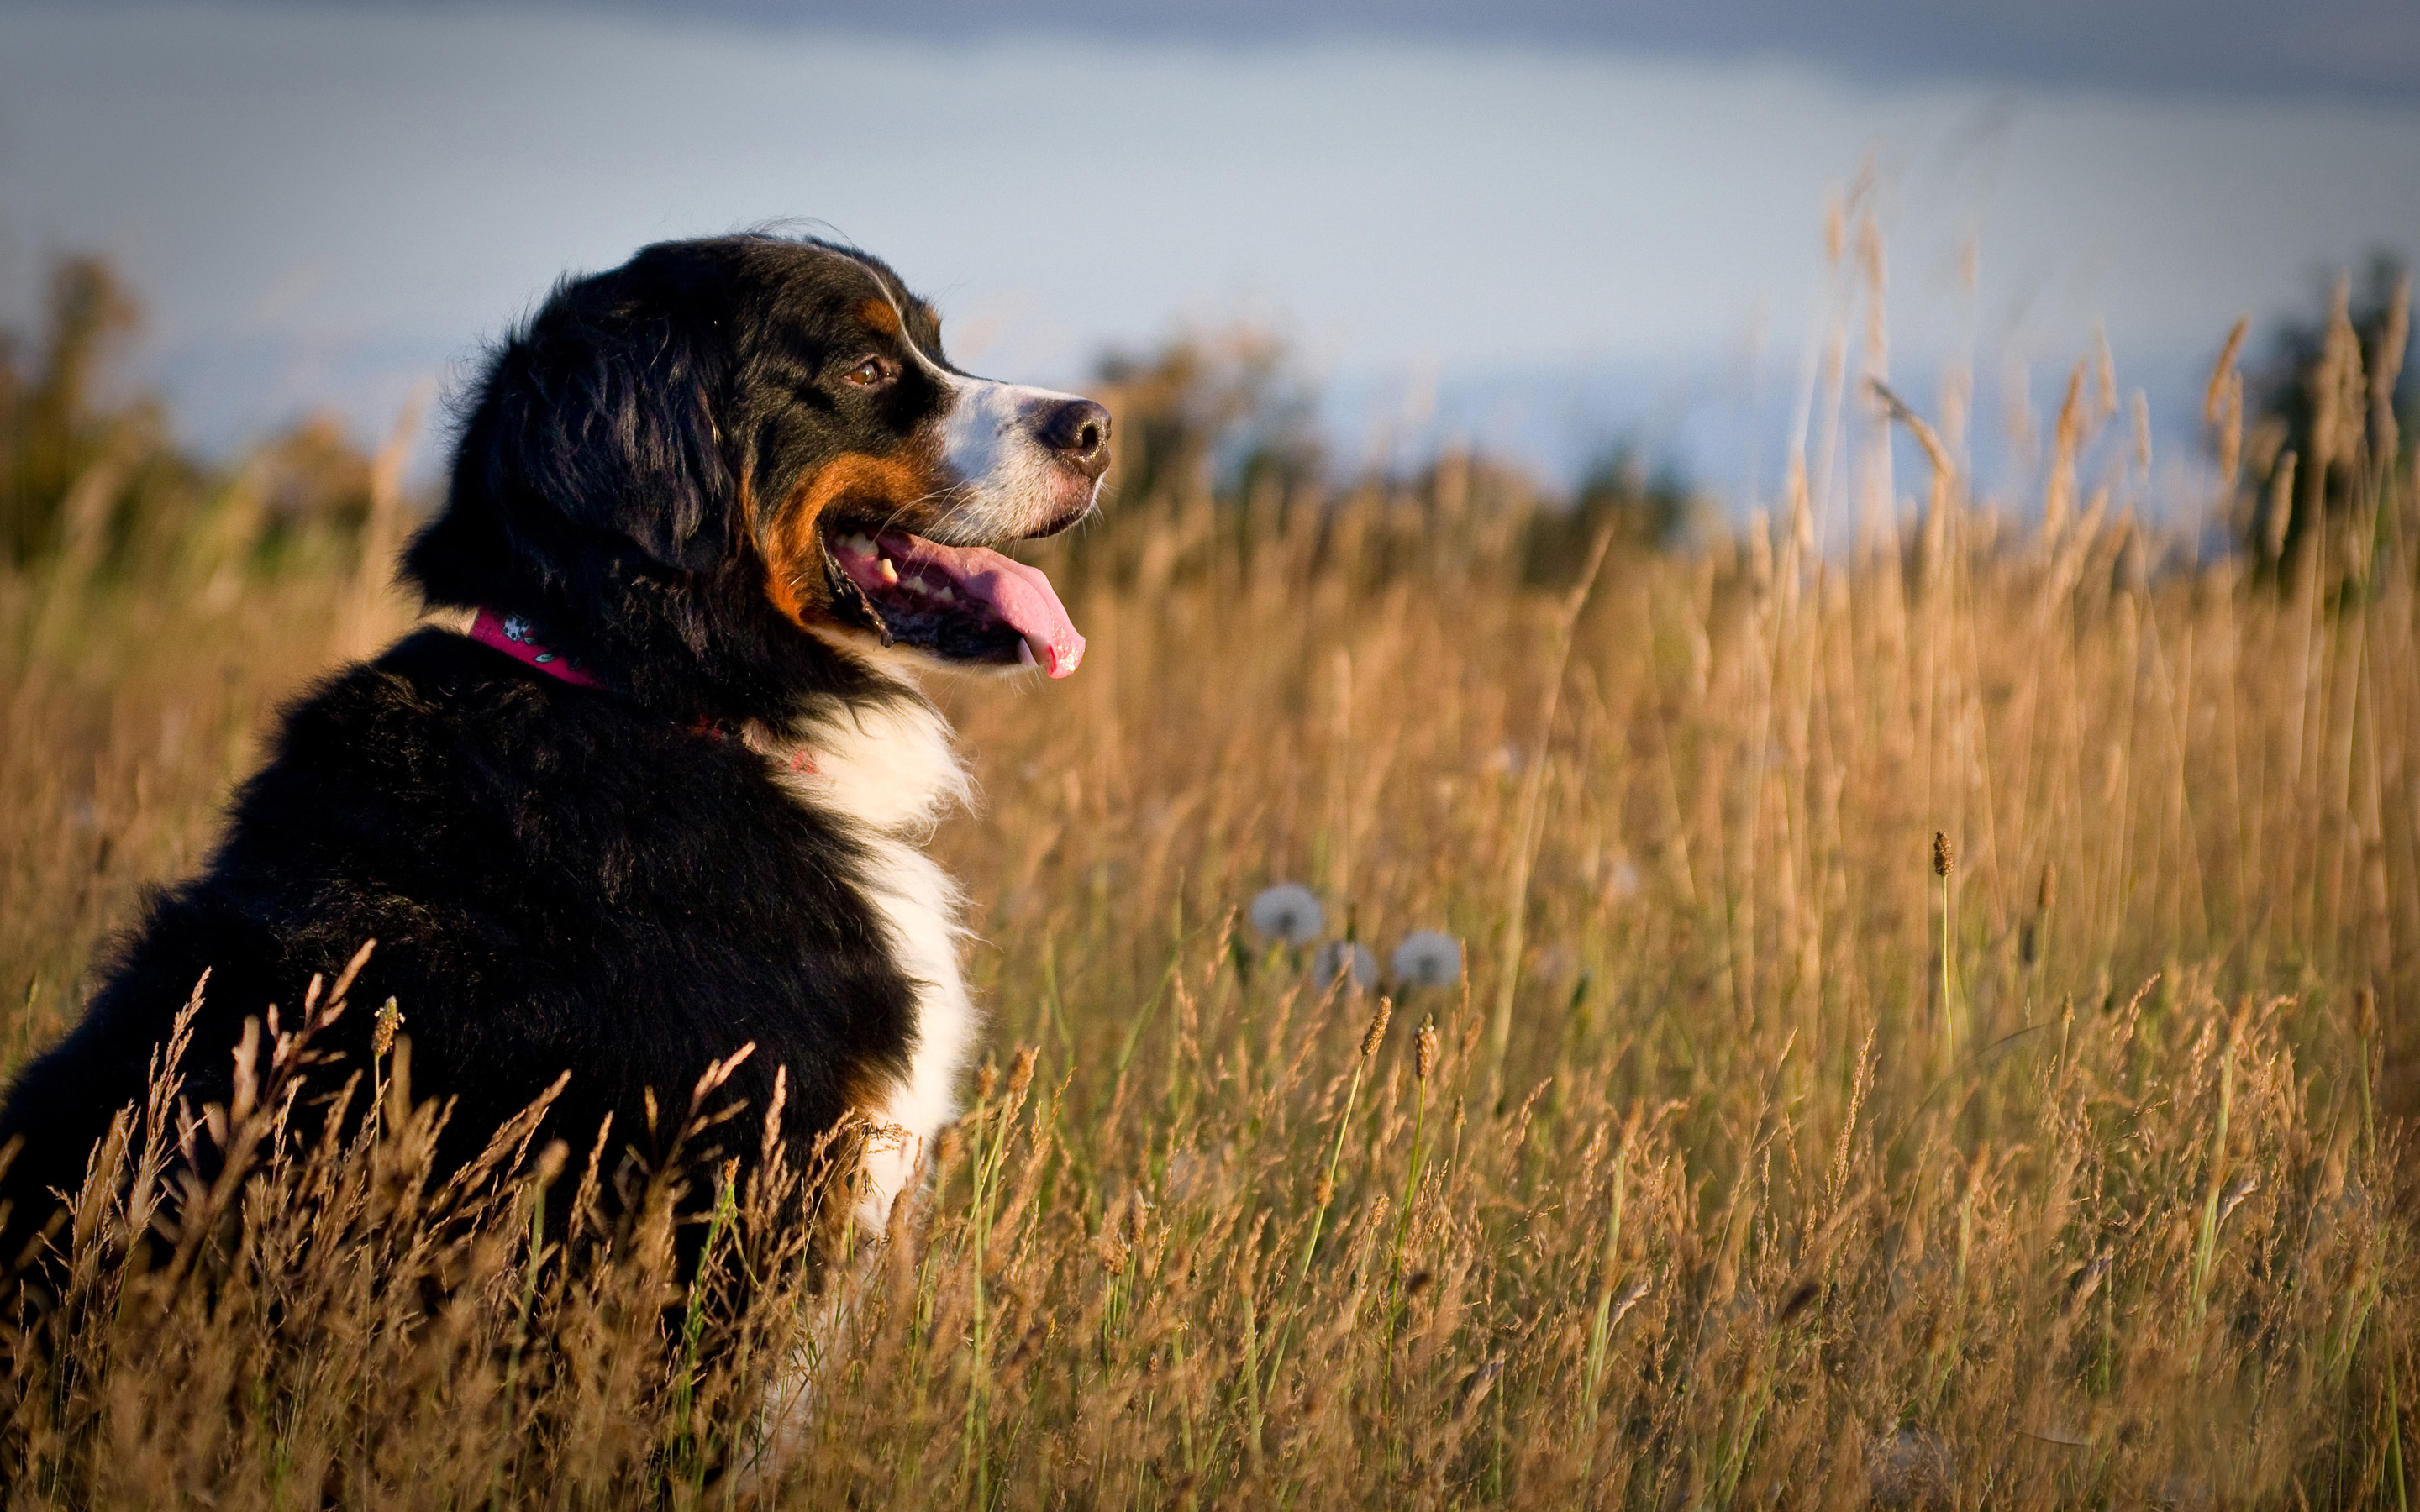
[404,234,1107,695]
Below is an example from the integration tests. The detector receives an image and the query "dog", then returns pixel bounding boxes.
[0,233,1107,1284]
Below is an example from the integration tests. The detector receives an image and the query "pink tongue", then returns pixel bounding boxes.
[879,533,1085,678]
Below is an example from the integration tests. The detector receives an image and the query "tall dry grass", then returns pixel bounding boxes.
[0,223,2415,1507]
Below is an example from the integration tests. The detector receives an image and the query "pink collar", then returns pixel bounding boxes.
[470,608,600,687]
[466,607,814,772]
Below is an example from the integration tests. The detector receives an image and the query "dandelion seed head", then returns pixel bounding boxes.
[1313,940,1377,993]
[1248,883,1324,946]
[1392,930,1463,990]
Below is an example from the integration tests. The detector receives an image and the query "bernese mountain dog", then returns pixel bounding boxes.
[0,233,1107,1279]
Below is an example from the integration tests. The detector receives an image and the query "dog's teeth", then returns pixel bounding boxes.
[933,585,955,603]
[844,533,875,556]
[878,558,899,585]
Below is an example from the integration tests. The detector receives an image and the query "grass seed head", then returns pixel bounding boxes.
[1415,1018,1439,1083]
[2265,451,2298,559]
[1932,832,1955,879]
[371,995,402,1060]
[1360,997,1393,1058]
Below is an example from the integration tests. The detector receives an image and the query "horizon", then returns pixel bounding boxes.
[2,2,2415,509]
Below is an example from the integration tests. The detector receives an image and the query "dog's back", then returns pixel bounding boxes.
[0,629,921,1267]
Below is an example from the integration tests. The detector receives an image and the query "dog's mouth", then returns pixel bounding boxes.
[821,524,1085,678]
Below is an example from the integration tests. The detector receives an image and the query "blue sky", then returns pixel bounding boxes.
[1,1,2415,503]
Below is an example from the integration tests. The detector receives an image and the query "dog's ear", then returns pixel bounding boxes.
[482,308,734,575]
[407,294,735,609]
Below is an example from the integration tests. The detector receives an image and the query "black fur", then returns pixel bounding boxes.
[0,233,1104,1276]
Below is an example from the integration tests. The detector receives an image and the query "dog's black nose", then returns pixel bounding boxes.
[1036,398,1113,481]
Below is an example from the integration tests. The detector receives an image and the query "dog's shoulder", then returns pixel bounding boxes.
[235,629,822,869]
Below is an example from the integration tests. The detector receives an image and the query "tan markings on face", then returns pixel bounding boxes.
[856,297,902,337]
[760,452,940,629]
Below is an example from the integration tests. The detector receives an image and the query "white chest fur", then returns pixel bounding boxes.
[755,693,976,1232]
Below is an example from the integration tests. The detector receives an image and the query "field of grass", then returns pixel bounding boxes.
[1,241,2416,1507]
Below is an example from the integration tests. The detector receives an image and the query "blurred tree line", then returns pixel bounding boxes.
[2232,252,2412,570]
[18,245,2399,597]
[0,255,385,580]
[1084,323,1706,595]
[0,257,1697,598]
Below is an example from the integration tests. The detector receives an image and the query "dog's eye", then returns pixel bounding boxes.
[842,356,897,390]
